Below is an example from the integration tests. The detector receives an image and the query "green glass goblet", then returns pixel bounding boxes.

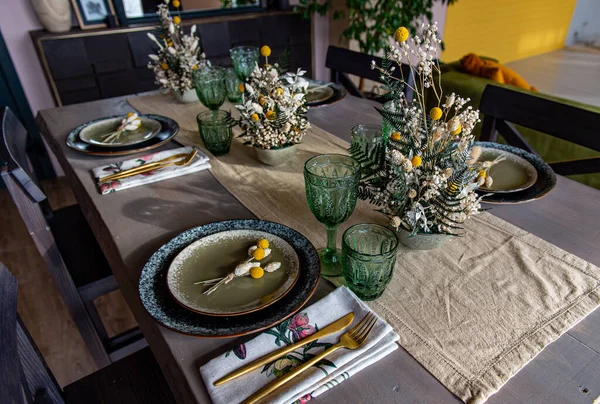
[342,223,399,300]
[197,110,233,156]
[193,66,226,110]
[225,67,243,103]
[350,124,385,177]
[304,154,361,277]
[230,46,259,82]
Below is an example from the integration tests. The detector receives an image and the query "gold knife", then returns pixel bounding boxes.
[214,312,354,386]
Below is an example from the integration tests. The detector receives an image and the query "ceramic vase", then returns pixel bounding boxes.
[30,0,72,33]
[174,89,198,104]
[255,144,298,166]
[397,229,452,250]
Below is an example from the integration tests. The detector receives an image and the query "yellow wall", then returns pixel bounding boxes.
[442,0,577,63]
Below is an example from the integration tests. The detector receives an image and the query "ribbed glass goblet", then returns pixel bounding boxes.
[230,46,259,82]
[304,154,361,277]
[193,66,226,111]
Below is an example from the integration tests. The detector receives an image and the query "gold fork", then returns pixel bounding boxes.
[241,312,378,404]
[99,149,198,183]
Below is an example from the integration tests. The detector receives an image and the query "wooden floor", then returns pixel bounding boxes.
[3,47,598,390]
[0,177,136,387]
[507,48,600,107]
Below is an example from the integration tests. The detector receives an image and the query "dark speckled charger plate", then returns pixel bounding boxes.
[139,220,321,338]
[475,142,557,204]
[67,114,179,156]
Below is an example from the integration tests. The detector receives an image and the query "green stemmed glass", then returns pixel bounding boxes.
[230,46,259,82]
[193,66,226,110]
[225,67,243,103]
[342,223,399,300]
[304,154,361,277]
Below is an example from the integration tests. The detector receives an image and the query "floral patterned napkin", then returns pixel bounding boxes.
[200,286,399,404]
[92,146,210,194]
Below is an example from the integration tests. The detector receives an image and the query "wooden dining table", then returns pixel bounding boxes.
[36,93,600,404]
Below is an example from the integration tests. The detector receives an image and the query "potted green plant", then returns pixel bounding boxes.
[298,0,457,55]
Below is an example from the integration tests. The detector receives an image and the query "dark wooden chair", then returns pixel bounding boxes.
[325,45,414,102]
[479,85,600,176]
[0,262,176,404]
[0,107,145,368]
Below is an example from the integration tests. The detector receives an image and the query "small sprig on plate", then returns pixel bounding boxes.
[102,113,142,144]
[195,238,282,296]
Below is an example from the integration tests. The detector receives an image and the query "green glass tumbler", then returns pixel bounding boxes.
[342,223,399,300]
[193,66,226,110]
[225,67,243,103]
[230,46,259,82]
[350,124,385,177]
[197,110,233,156]
[304,154,361,277]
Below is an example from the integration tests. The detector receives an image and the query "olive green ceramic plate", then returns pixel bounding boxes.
[306,82,335,104]
[79,116,162,147]
[167,230,300,316]
[478,147,538,193]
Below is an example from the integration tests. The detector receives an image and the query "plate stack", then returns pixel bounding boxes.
[66,114,179,156]
[139,220,321,337]
[475,142,557,204]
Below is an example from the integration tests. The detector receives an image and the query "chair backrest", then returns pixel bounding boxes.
[1,107,46,202]
[479,85,600,176]
[325,46,414,101]
[0,262,64,404]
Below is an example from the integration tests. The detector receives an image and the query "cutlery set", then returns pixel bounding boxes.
[215,312,377,404]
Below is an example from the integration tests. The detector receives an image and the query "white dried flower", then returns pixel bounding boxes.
[248,245,258,256]
[402,159,413,172]
[443,94,455,108]
[264,262,281,273]
[448,117,461,132]
[485,176,493,188]
[444,167,453,177]
[408,189,417,198]
[390,216,401,228]
[477,176,485,186]
[234,263,253,276]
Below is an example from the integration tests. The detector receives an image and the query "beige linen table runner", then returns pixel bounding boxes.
[128,93,600,403]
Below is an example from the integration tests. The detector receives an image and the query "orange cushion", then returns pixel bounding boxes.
[460,53,537,91]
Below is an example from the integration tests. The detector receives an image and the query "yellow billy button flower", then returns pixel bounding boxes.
[478,169,487,179]
[257,239,269,249]
[126,112,135,118]
[173,16,181,25]
[172,0,180,7]
[161,62,169,70]
[167,40,173,47]
[394,27,409,43]
[258,96,266,105]
[451,123,462,135]
[251,113,260,122]
[250,266,264,279]
[390,132,401,141]
[260,45,271,57]
[192,65,199,70]
[275,88,284,96]
[238,83,245,93]
[411,155,422,168]
[266,110,276,120]
[253,248,266,261]
[429,107,443,121]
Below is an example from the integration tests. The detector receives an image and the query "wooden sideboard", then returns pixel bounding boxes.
[30,11,312,107]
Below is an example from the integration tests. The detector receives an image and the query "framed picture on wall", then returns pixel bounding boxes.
[71,0,119,29]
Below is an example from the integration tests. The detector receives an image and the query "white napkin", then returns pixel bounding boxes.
[200,286,400,404]
[92,146,210,194]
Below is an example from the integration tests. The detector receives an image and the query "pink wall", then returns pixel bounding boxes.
[0,1,56,114]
